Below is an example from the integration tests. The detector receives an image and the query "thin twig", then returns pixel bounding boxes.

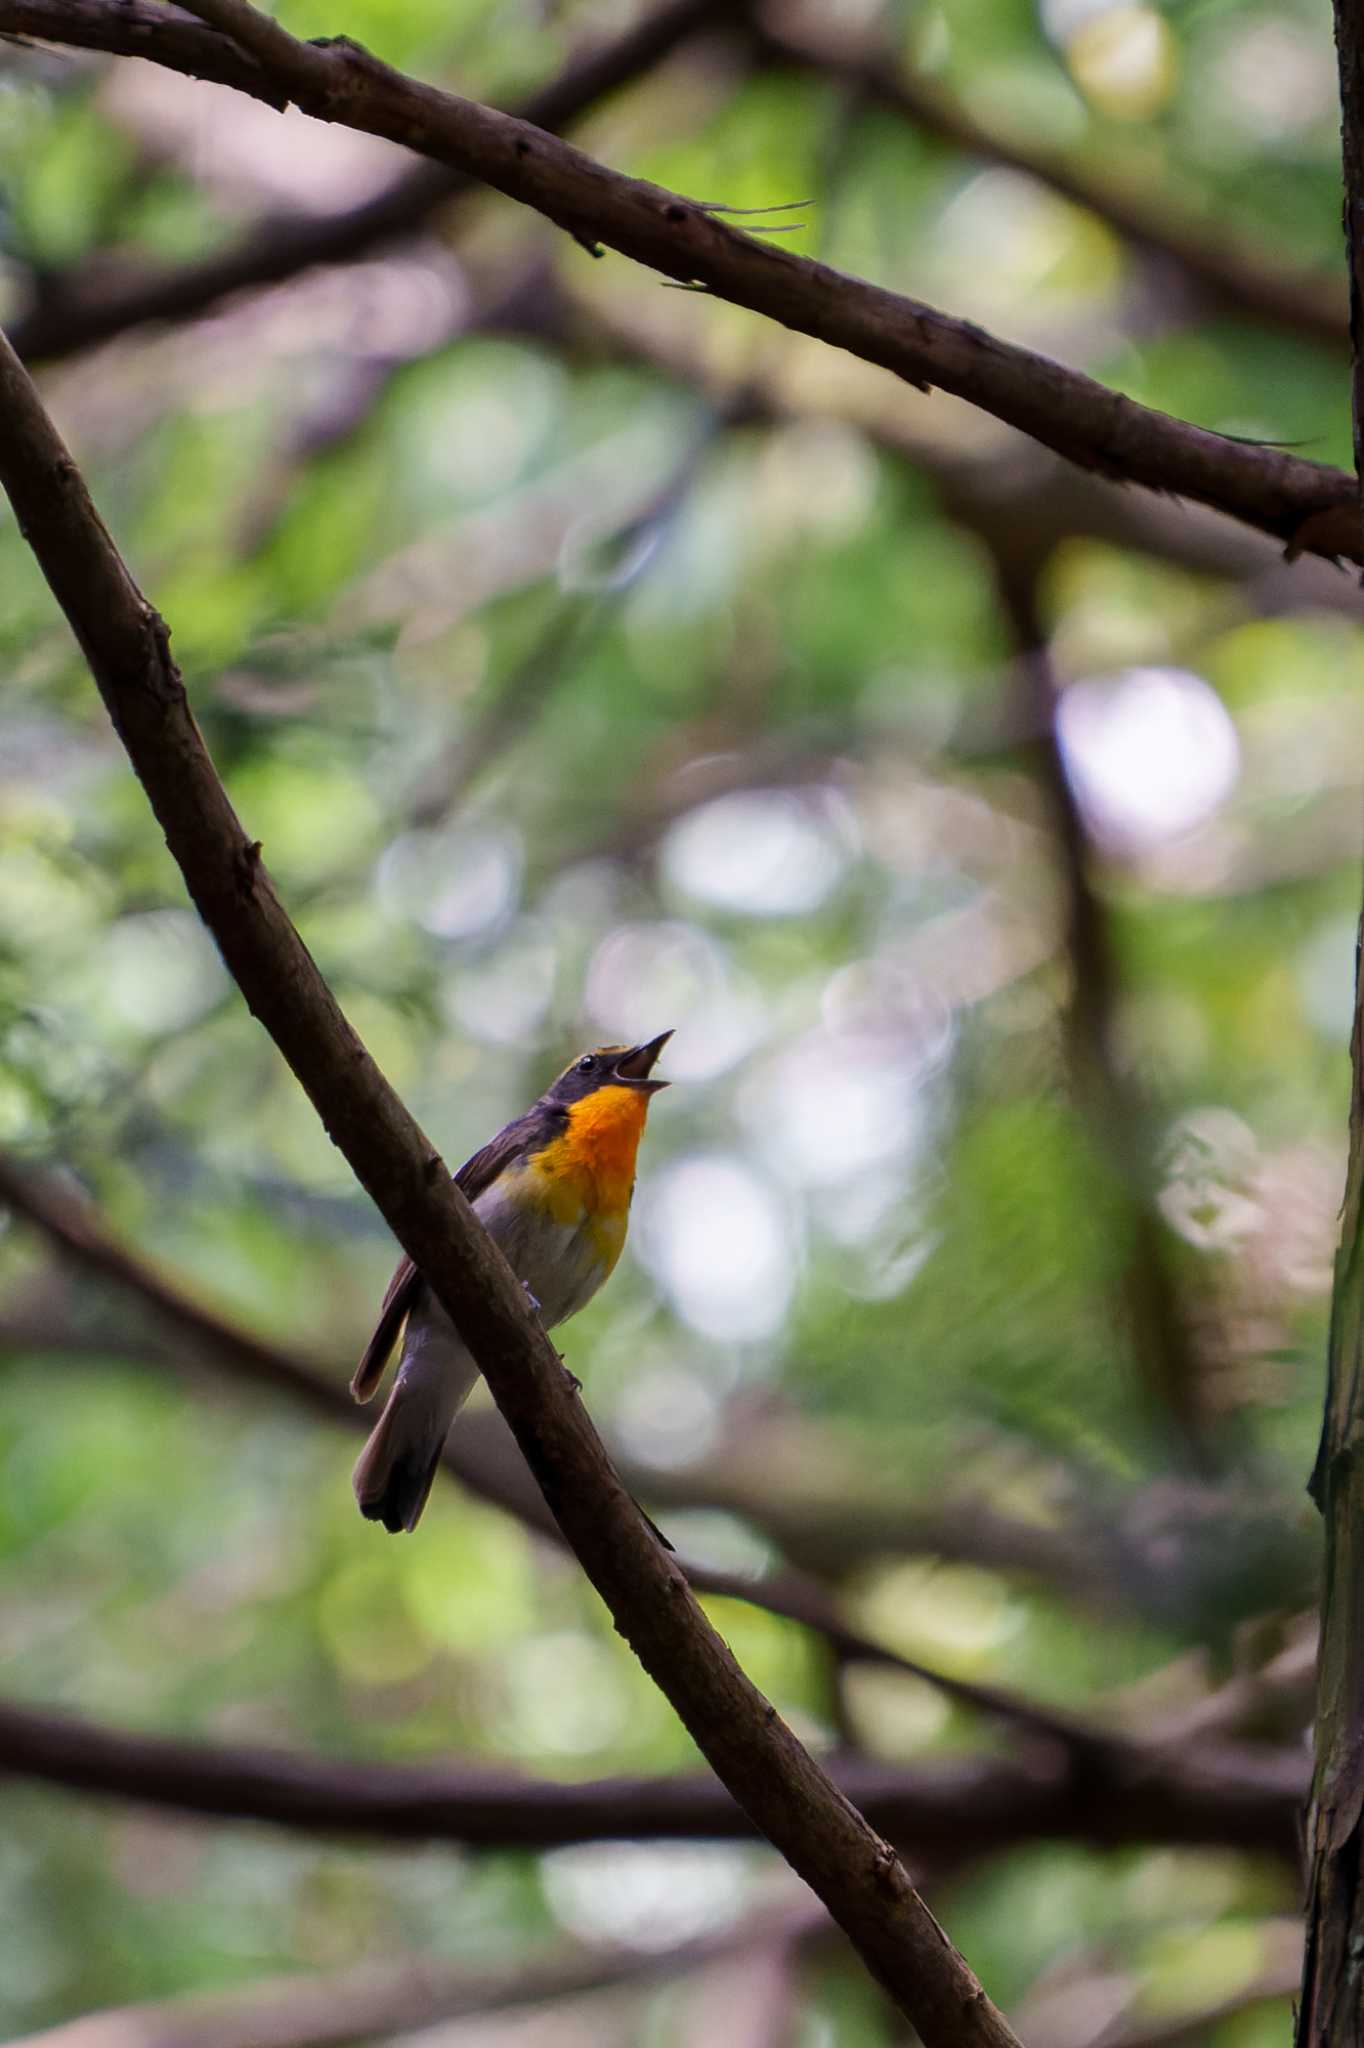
[6,1906,824,2048]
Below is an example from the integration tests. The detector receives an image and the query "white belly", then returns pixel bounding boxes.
[473,1177,611,1329]
[385,1172,616,1493]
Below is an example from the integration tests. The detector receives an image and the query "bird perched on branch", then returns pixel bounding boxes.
[351,1032,672,1533]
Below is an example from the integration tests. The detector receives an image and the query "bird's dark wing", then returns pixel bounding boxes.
[349,1105,561,1402]
[350,1254,422,1402]
[452,1104,555,1203]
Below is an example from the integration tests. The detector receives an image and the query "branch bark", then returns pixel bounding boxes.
[0,328,1023,2046]
[0,1695,1305,1863]
[10,3,1348,366]
[3,0,1359,562]
[1297,6,1364,2041]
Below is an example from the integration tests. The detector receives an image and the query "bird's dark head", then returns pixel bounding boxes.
[545,1031,673,1107]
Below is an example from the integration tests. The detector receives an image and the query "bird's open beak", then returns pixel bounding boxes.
[614,1030,673,1090]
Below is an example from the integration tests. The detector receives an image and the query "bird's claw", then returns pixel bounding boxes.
[522,1283,543,1317]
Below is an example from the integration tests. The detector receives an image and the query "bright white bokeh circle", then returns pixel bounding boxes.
[377,823,521,940]
[1056,666,1239,850]
[661,789,855,917]
[741,1031,929,1189]
[636,1153,795,1342]
[543,1842,750,1953]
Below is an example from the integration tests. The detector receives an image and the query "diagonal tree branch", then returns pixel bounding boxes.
[3,0,1359,563]
[4,0,281,93]
[10,2,1348,368]
[0,1694,1306,1863]
[0,326,1022,2047]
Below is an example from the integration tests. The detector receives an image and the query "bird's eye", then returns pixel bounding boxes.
[577,1055,596,1074]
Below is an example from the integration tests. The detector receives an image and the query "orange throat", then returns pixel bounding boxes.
[561,1085,650,1206]
[528,1083,651,1223]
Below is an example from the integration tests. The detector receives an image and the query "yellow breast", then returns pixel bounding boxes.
[524,1086,649,1263]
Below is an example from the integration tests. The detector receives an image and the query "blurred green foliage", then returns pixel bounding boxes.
[0,0,1353,2037]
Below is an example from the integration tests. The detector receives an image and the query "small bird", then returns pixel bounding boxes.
[351,1032,672,1533]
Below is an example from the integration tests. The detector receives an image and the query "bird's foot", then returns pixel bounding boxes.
[561,1362,582,1393]
[522,1282,543,1317]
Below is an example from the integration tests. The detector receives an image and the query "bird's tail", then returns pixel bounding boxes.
[352,1387,445,1534]
[352,1324,479,1534]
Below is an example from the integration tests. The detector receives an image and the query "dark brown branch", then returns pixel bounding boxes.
[5,0,745,364]
[0,1695,1306,1863]
[754,17,1348,352]
[1298,7,1364,2039]
[0,330,1022,2048]
[3,0,280,92]
[3,0,1359,563]
[11,2,1348,372]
